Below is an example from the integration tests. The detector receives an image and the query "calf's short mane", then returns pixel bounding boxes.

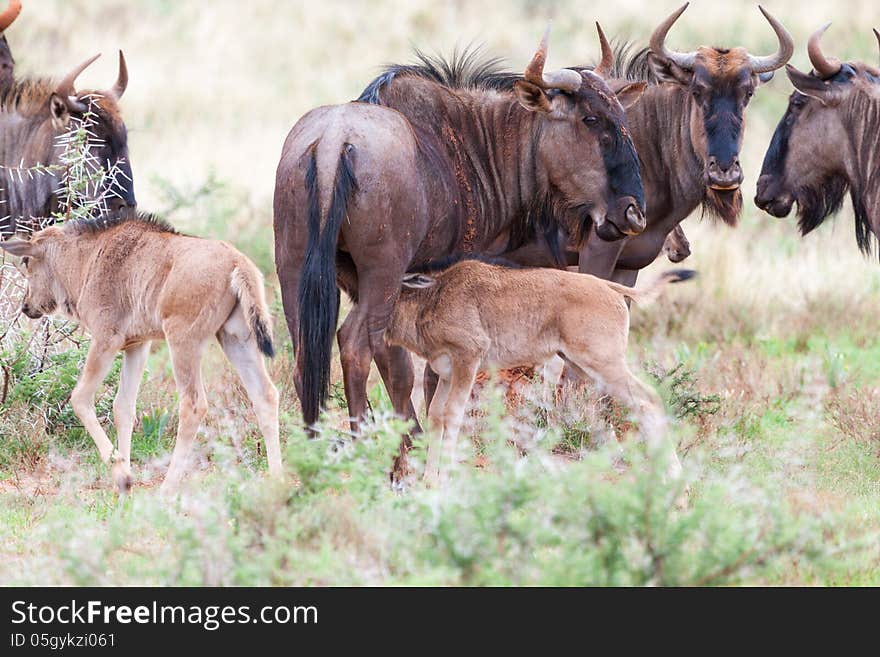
[68,210,179,237]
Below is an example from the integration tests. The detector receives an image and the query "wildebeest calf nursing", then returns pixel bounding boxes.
[274,25,648,477]
[386,259,695,488]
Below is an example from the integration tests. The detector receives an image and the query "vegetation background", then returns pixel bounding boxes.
[0,0,878,585]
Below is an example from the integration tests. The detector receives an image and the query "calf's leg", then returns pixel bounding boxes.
[423,373,451,487]
[161,338,208,494]
[71,339,129,493]
[435,360,479,488]
[112,341,151,492]
[218,320,282,477]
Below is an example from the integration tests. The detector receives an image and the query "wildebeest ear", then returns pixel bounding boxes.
[647,52,693,86]
[613,81,648,109]
[785,64,842,105]
[49,93,71,129]
[514,80,553,114]
[401,273,436,289]
[757,71,775,85]
[0,239,39,258]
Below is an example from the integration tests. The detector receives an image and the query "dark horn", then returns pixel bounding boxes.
[523,23,582,92]
[55,53,102,98]
[593,22,614,78]
[748,6,795,74]
[873,28,879,66]
[649,3,697,69]
[806,23,841,79]
[111,50,128,100]
[0,0,21,33]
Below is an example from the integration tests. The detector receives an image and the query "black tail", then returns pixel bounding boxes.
[253,316,275,358]
[297,142,358,427]
[663,269,697,284]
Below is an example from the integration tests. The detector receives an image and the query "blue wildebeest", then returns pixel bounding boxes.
[274,27,648,476]
[0,52,135,236]
[756,24,880,255]
[386,258,694,497]
[0,211,280,494]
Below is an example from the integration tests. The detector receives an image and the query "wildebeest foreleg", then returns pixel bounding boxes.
[161,338,208,494]
[71,339,128,493]
[112,342,151,493]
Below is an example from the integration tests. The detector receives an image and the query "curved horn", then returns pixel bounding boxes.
[55,53,101,98]
[806,23,841,78]
[0,0,21,33]
[748,6,795,74]
[873,28,879,66]
[524,23,582,93]
[111,50,128,100]
[593,22,614,78]
[649,3,697,70]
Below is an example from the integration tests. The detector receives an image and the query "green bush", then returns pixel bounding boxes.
[0,336,119,441]
[19,398,839,587]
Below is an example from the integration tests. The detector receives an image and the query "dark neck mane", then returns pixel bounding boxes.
[67,210,178,237]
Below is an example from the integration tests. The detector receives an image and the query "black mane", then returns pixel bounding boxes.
[573,41,659,84]
[68,209,178,236]
[357,46,520,103]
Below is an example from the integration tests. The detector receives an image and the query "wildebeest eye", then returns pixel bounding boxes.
[583,116,598,125]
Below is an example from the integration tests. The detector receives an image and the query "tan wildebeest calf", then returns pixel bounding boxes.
[0,213,281,493]
[386,259,694,489]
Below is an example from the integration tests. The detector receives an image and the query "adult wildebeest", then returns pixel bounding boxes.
[386,258,694,492]
[0,0,22,91]
[274,27,648,471]
[755,24,880,255]
[0,211,280,494]
[0,51,135,236]
[573,4,794,283]
[361,5,792,285]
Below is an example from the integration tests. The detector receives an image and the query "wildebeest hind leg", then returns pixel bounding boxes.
[218,317,282,478]
[337,307,372,432]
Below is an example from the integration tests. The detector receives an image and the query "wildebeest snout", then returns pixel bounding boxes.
[707,156,744,190]
[20,301,43,319]
[755,174,794,217]
[597,196,646,241]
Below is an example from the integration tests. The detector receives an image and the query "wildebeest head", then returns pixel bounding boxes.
[0,1,22,90]
[756,25,880,252]
[48,51,136,211]
[0,225,64,319]
[514,25,647,241]
[648,3,793,223]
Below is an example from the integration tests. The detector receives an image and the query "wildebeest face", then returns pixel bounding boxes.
[756,25,880,235]
[0,228,62,320]
[513,25,647,242]
[48,52,136,212]
[648,4,793,223]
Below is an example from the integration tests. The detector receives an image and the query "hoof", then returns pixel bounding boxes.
[111,462,133,495]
